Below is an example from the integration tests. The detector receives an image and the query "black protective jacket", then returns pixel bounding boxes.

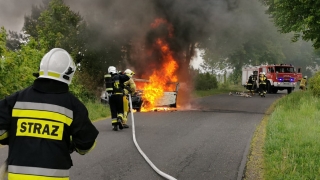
[0,78,99,179]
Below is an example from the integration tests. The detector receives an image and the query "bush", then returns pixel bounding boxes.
[195,72,218,90]
[309,71,320,97]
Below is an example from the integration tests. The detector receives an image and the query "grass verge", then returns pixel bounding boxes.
[264,91,320,180]
[84,101,110,122]
[245,90,320,180]
[244,98,280,180]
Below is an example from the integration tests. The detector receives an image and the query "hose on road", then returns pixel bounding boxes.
[128,94,177,180]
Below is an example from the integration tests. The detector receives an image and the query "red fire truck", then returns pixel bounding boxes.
[242,64,303,94]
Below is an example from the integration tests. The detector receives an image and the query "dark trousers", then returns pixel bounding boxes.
[109,94,124,119]
[259,84,266,94]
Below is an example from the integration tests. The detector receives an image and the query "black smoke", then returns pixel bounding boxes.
[0,0,263,74]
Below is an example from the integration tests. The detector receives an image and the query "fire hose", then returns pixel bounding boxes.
[128,94,177,180]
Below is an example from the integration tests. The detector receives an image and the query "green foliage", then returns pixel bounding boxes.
[228,70,241,85]
[194,72,218,90]
[262,0,320,48]
[265,91,320,179]
[0,28,44,99]
[69,73,97,103]
[34,0,87,63]
[84,101,110,121]
[308,71,320,97]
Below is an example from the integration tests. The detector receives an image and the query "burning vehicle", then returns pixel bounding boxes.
[131,79,179,112]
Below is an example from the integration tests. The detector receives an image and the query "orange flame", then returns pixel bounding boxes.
[134,18,179,112]
[142,39,178,110]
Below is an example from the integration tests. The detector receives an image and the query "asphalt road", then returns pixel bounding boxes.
[0,91,285,180]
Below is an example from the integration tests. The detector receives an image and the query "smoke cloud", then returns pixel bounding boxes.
[2,0,304,107]
[0,0,267,70]
[0,0,43,32]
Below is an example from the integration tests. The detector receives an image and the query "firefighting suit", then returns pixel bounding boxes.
[104,73,114,93]
[258,74,267,97]
[246,75,255,94]
[0,78,99,180]
[299,78,307,91]
[105,73,130,131]
[123,78,136,127]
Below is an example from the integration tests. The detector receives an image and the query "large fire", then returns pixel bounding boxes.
[137,19,179,112]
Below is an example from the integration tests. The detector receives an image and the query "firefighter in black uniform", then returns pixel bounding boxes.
[105,66,130,131]
[246,73,255,95]
[0,48,99,180]
[258,72,267,97]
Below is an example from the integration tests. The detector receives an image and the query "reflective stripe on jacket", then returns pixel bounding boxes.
[8,165,69,180]
[0,78,99,179]
[104,74,113,93]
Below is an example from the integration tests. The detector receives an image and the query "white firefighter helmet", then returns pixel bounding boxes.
[124,69,135,77]
[39,48,76,85]
[108,66,117,74]
[304,76,307,79]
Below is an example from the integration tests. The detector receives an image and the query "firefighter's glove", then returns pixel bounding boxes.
[124,89,131,95]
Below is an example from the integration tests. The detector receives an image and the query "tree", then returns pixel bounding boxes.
[23,0,50,40]
[261,0,320,48]
[0,27,45,98]
[31,0,87,63]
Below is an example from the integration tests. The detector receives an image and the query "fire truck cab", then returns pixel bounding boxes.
[242,64,302,94]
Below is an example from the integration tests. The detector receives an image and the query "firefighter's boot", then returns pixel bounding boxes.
[112,125,118,131]
[112,118,118,131]
[117,115,124,130]
[123,124,129,128]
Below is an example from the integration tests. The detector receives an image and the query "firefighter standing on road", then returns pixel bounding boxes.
[122,69,136,128]
[259,72,267,97]
[0,48,99,180]
[246,73,255,95]
[105,66,130,131]
[299,76,308,91]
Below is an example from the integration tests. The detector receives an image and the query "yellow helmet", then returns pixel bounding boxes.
[124,69,135,77]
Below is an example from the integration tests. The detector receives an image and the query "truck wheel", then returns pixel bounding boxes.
[272,88,278,94]
[287,87,292,94]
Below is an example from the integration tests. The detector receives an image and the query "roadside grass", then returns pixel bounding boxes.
[84,101,110,121]
[264,91,320,180]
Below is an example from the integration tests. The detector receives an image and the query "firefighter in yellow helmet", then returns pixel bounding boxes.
[122,69,136,128]
[299,76,308,91]
[0,48,99,180]
[258,72,267,97]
